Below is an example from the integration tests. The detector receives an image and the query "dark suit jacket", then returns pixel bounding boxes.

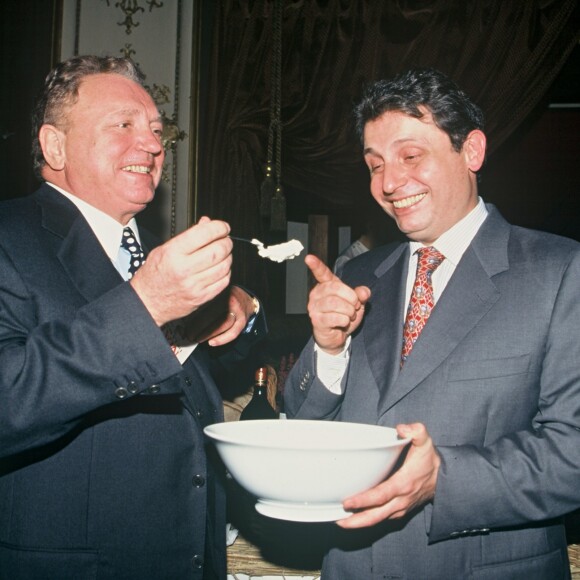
[0,184,264,579]
[285,205,580,579]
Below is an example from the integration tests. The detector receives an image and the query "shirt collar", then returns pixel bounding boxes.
[46,182,140,262]
[409,197,488,265]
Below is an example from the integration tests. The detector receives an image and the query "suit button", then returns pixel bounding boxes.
[299,371,311,391]
[196,410,203,418]
[127,381,138,394]
[191,554,203,569]
[115,387,129,399]
[185,377,192,386]
[192,475,205,488]
[148,384,160,394]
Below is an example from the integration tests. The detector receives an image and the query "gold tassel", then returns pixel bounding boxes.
[270,185,286,231]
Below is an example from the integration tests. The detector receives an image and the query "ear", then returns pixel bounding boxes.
[463,129,486,172]
[38,124,66,171]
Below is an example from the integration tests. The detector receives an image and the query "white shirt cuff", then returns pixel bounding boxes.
[314,336,351,395]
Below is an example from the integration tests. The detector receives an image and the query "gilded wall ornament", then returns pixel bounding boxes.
[102,0,164,35]
[148,83,171,106]
[161,112,187,150]
[120,44,136,60]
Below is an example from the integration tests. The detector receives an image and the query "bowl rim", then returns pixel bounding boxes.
[204,419,411,451]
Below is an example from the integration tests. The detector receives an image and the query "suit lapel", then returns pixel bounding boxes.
[58,221,124,302]
[377,206,511,415]
[362,245,409,397]
[38,185,124,303]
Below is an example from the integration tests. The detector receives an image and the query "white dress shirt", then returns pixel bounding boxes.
[317,198,489,393]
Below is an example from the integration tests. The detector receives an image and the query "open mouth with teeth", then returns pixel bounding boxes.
[393,193,426,209]
[122,165,151,174]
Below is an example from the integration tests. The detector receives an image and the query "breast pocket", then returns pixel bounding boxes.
[448,354,531,383]
[442,353,536,445]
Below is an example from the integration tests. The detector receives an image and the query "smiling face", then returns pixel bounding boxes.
[39,73,164,224]
[363,109,485,244]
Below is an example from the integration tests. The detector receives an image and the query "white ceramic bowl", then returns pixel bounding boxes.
[204,419,410,521]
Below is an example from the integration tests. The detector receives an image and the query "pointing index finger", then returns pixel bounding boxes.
[305,254,337,284]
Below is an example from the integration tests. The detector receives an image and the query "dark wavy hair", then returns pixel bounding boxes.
[354,68,484,152]
[31,55,146,179]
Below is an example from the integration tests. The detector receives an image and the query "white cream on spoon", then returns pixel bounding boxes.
[250,238,304,262]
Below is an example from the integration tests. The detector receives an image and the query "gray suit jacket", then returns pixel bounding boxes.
[0,184,264,579]
[285,205,580,579]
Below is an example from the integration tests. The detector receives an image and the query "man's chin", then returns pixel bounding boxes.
[397,223,434,244]
[126,194,155,216]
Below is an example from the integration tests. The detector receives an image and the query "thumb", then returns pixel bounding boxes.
[355,285,371,304]
[397,422,428,444]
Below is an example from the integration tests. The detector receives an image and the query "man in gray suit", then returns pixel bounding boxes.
[285,68,580,578]
[0,55,265,579]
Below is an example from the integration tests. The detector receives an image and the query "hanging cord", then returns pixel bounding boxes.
[260,0,286,231]
[259,51,276,219]
[259,66,276,218]
[269,0,286,231]
[169,0,183,237]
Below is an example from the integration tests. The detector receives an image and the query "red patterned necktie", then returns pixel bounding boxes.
[401,246,445,366]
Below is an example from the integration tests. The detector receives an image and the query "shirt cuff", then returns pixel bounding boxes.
[314,336,351,395]
[243,296,261,333]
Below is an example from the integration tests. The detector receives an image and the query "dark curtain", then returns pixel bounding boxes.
[0,0,61,201]
[198,0,579,299]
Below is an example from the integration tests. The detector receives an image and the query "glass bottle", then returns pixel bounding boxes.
[240,367,278,420]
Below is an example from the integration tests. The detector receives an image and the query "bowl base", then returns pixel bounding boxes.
[255,499,351,522]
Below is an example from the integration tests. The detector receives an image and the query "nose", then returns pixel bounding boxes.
[381,162,407,195]
[139,127,163,157]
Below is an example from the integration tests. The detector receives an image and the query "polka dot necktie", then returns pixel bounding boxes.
[401,246,445,366]
[120,226,145,279]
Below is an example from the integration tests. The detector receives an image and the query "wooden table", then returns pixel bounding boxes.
[228,533,320,577]
[570,544,580,579]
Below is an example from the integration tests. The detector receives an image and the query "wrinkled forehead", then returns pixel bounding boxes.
[78,73,152,102]
[68,73,161,120]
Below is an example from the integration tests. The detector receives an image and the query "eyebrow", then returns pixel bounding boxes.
[363,138,424,155]
[108,108,163,123]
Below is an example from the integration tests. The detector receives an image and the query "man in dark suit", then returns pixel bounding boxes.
[285,69,580,578]
[0,55,265,579]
